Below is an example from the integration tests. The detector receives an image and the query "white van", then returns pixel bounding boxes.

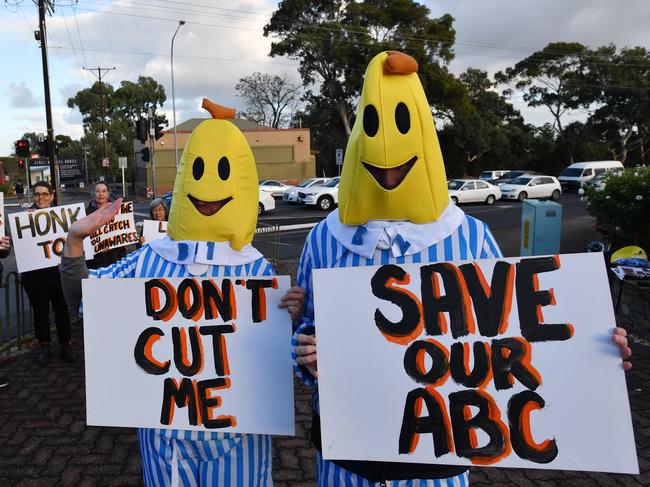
[558,161,624,191]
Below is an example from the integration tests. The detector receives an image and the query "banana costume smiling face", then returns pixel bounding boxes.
[338,51,449,224]
[167,99,258,250]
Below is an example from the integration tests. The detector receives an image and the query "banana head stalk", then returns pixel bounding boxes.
[166,99,258,250]
[338,51,449,224]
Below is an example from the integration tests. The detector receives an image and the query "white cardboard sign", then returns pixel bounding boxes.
[313,253,638,474]
[142,219,167,242]
[9,203,94,272]
[82,276,295,435]
[89,201,138,254]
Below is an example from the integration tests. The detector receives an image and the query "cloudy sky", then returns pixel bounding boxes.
[1,0,649,157]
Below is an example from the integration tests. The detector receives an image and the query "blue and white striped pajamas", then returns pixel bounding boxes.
[90,244,276,487]
[292,214,502,486]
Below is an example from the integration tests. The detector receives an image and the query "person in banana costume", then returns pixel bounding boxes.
[292,51,497,486]
[61,99,304,487]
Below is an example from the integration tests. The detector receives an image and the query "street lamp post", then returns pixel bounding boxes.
[171,20,185,170]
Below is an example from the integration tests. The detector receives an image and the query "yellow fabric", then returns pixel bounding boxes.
[610,245,648,263]
[166,119,258,250]
[338,51,449,224]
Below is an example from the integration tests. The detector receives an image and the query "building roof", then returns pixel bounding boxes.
[170,118,270,133]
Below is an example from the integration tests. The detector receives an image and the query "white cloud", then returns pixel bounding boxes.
[6,82,41,108]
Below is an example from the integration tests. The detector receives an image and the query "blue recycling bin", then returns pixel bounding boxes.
[520,200,562,256]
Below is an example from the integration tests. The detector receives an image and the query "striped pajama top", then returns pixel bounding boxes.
[291,208,502,486]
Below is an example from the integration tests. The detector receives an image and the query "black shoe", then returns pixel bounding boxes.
[36,346,52,367]
[0,376,8,388]
[60,343,76,363]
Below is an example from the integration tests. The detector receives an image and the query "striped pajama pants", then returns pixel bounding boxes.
[138,428,273,486]
[316,453,469,487]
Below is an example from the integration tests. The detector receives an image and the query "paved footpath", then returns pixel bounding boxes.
[0,325,648,486]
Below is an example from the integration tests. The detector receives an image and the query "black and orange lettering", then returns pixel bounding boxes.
[421,263,476,339]
[203,279,235,322]
[145,279,177,321]
[177,279,204,321]
[403,339,449,386]
[172,326,204,376]
[507,390,558,463]
[200,325,235,376]
[398,387,453,457]
[449,341,491,389]
[448,389,511,465]
[246,279,276,323]
[133,327,170,375]
[459,261,514,337]
[371,265,423,345]
[197,378,235,429]
[490,338,541,391]
[160,377,199,426]
[515,256,573,342]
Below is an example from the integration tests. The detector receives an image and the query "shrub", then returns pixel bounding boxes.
[585,166,650,252]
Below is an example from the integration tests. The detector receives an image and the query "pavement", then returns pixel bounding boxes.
[1,214,649,486]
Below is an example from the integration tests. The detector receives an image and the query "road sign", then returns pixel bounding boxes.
[102,157,110,168]
[118,157,127,169]
[336,148,343,166]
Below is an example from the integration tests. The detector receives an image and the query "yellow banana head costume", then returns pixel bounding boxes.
[338,51,449,224]
[166,99,258,250]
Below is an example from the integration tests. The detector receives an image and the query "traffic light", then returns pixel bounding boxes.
[154,120,165,140]
[15,139,30,157]
[18,158,25,169]
[37,137,48,156]
[140,147,150,162]
[136,118,149,144]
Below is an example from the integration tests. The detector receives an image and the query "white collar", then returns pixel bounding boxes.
[325,203,466,259]
[148,235,263,266]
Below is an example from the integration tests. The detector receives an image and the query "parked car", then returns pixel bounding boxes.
[558,160,624,191]
[500,175,562,201]
[479,170,509,182]
[298,177,340,210]
[258,189,275,215]
[161,190,275,216]
[259,179,291,197]
[283,177,329,203]
[493,170,541,185]
[447,179,501,205]
[582,169,623,192]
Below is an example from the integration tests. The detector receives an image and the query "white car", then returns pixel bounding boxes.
[283,177,329,203]
[500,175,562,201]
[259,179,291,197]
[258,189,275,215]
[447,179,502,205]
[298,177,340,210]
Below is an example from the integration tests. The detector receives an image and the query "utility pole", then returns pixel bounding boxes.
[148,108,157,197]
[83,66,115,180]
[37,0,58,205]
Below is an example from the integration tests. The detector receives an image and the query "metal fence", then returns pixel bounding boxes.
[0,271,32,355]
[253,222,280,265]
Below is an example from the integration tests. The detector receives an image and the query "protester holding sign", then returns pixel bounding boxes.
[138,198,169,246]
[61,99,301,487]
[0,234,10,388]
[17,182,75,366]
[292,51,632,486]
[86,181,128,269]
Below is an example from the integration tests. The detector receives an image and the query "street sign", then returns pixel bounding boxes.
[102,157,110,168]
[335,148,344,166]
[118,157,128,169]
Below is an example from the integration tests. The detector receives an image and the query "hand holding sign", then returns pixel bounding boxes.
[63,199,122,258]
[613,327,632,370]
[278,286,305,322]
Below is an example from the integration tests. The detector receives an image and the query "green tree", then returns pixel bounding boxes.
[585,45,650,164]
[264,0,467,137]
[235,72,301,128]
[444,69,521,175]
[496,42,591,162]
[67,76,167,177]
